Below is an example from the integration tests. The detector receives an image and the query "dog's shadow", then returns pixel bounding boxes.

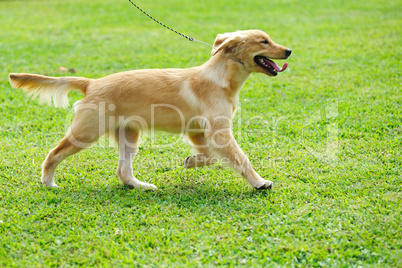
[42,181,274,215]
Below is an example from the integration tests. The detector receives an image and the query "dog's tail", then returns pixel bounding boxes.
[9,73,92,108]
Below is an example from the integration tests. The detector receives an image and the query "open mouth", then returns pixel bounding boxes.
[254,56,288,76]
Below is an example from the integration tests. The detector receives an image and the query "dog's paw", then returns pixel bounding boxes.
[184,155,196,168]
[139,182,157,190]
[43,182,59,188]
[41,175,58,188]
[126,182,157,190]
[254,180,273,190]
[184,154,216,168]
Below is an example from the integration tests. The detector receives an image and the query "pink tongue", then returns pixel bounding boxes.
[278,62,288,72]
[268,59,288,72]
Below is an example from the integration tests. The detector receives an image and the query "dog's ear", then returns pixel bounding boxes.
[211,33,245,56]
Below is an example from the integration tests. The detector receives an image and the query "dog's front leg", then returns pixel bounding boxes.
[206,127,273,190]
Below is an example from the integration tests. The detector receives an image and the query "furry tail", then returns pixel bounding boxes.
[9,73,92,108]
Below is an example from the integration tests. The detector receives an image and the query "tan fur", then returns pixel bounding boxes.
[9,29,291,190]
[9,73,91,108]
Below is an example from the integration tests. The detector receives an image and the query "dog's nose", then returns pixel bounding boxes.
[285,49,292,56]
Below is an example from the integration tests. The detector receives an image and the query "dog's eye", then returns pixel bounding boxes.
[261,40,269,44]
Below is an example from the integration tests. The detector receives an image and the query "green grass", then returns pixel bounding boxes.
[0,0,401,266]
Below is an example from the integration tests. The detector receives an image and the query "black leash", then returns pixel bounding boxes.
[127,0,244,65]
[128,0,195,42]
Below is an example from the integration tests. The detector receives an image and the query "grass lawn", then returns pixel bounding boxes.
[0,0,401,266]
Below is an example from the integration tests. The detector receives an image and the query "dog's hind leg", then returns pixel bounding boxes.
[184,133,217,168]
[115,127,157,190]
[41,132,99,188]
[41,137,84,188]
[41,107,103,188]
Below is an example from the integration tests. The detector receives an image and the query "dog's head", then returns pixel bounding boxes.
[212,30,291,76]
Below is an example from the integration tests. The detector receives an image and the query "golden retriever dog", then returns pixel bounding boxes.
[9,29,291,190]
